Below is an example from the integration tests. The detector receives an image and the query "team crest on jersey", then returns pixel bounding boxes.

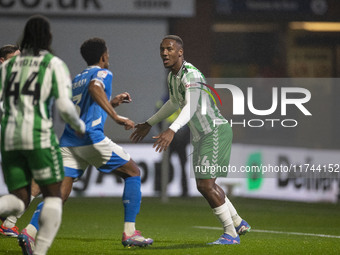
[97,70,108,78]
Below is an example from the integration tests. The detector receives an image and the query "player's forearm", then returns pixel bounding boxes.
[168,105,191,133]
[169,88,200,133]
[89,83,128,125]
[146,99,178,126]
[55,98,85,133]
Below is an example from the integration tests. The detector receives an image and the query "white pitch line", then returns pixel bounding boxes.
[193,226,340,239]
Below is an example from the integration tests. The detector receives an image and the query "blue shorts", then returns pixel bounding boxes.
[60,137,130,179]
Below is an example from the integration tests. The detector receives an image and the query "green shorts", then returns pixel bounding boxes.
[192,124,233,179]
[1,146,64,192]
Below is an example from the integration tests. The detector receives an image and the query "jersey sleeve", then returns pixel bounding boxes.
[146,96,179,126]
[91,69,112,90]
[50,57,72,100]
[168,70,203,132]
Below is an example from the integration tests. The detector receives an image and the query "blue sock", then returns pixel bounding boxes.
[30,202,43,231]
[122,176,141,222]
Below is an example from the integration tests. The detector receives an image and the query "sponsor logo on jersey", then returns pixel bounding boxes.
[97,70,108,78]
[187,82,222,107]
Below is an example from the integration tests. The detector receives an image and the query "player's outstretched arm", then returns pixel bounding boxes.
[89,81,134,130]
[110,92,132,108]
[130,122,152,143]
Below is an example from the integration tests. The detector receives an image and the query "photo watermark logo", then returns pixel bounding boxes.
[197,79,312,128]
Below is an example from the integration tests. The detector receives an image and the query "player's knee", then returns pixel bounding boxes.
[117,159,140,178]
[196,181,214,195]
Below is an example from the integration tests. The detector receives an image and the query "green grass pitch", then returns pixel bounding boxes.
[1,196,340,254]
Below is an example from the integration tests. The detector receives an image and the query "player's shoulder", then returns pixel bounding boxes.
[48,54,69,70]
[183,62,203,75]
[96,68,112,79]
[182,61,205,81]
[89,67,112,80]
[48,53,64,65]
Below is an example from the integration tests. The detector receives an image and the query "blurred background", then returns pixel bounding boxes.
[0,0,339,203]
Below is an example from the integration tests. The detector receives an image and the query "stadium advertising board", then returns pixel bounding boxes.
[221,144,340,203]
[0,0,195,17]
[1,144,337,202]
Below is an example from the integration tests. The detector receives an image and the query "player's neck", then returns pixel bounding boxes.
[171,59,184,75]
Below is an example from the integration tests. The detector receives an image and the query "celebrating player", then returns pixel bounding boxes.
[131,35,251,245]
[0,15,85,255]
[19,37,153,253]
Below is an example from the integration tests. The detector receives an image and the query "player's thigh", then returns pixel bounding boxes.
[86,137,131,173]
[1,150,31,192]
[193,125,232,179]
[26,146,64,187]
[60,146,89,179]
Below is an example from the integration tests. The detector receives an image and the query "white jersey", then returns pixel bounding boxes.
[0,50,72,151]
[167,61,225,140]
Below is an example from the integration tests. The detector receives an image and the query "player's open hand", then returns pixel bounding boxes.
[130,122,152,143]
[152,128,175,153]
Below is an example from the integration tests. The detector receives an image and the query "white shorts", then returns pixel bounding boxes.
[61,137,130,178]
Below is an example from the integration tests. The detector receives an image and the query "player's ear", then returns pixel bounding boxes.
[101,53,106,63]
[179,48,183,57]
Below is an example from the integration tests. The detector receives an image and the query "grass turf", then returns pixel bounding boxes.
[1,197,340,254]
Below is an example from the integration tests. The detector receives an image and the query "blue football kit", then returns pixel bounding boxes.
[60,66,112,147]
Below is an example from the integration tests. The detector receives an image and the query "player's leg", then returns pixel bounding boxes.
[0,186,30,237]
[19,146,85,254]
[18,147,64,255]
[16,179,43,238]
[0,188,27,237]
[0,150,30,229]
[224,196,251,235]
[32,182,63,255]
[0,187,28,221]
[193,125,245,244]
[19,176,75,255]
[215,124,250,235]
[1,179,41,237]
[90,137,153,247]
[115,160,153,247]
[208,181,250,235]
[196,178,240,245]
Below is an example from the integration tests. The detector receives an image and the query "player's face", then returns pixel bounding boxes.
[160,39,183,71]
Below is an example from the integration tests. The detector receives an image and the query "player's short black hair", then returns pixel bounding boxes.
[162,35,184,48]
[80,38,107,66]
[20,15,52,56]
[0,44,19,59]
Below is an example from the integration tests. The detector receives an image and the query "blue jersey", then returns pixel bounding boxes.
[60,66,112,147]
